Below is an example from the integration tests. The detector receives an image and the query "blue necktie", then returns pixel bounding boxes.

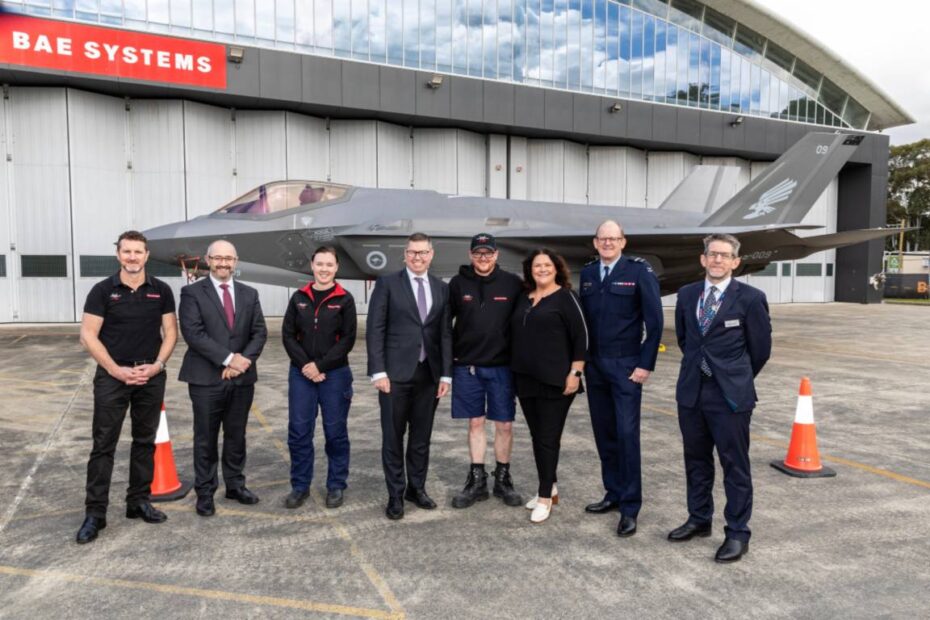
[602,265,610,282]
[699,286,718,377]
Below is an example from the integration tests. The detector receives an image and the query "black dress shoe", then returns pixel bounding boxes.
[125,502,167,524]
[584,498,620,514]
[616,515,637,537]
[404,487,437,509]
[385,497,404,520]
[76,516,106,544]
[325,489,344,508]
[715,538,749,563]
[667,520,712,542]
[284,489,310,509]
[225,486,260,505]
[196,495,215,517]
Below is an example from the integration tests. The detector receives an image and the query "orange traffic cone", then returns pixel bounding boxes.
[150,403,193,501]
[770,378,836,478]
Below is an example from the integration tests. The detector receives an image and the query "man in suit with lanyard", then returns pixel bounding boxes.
[179,239,268,518]
[367,232,453,520]
[579,220,663,538]
[668,233,771,563]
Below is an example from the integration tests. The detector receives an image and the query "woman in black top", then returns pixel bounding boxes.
[511,249,587,523]
[281,246,357,510]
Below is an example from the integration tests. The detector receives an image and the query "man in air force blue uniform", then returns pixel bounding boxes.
[668,233,772,563]
[579,220,663,538]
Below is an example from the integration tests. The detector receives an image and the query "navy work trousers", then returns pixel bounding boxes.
[287,364,353,492]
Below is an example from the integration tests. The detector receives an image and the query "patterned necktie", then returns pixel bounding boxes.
[220,283,235,329]
[699,286,718,376]
[415,277,427,361]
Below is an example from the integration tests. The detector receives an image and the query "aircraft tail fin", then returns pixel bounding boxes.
[658,165,744,213]
[699,132,863,228]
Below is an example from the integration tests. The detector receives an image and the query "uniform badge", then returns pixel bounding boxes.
[725,319,740,328]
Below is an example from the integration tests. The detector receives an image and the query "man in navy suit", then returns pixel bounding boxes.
[668,233,771,563]
[579,220,663,538]
[179,239,268,518]
[367,232,453,520]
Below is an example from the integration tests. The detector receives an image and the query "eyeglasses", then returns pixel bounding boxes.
[471,251,495,259]
[595,236,624,244]
[208,255,238,263]
[705,251,736,260]
[404,249,432,258]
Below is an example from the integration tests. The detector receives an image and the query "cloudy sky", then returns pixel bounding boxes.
[753,0,926,145]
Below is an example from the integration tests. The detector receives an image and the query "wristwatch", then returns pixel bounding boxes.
[571,369,583,378]
[155,359,166,372]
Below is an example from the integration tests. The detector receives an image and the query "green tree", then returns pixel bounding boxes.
[887,139,930,251]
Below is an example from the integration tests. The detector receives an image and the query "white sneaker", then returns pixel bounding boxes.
[525,484,558,510]
[530,499,552,523]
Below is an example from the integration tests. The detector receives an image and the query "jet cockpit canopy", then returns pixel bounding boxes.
[215,181,350,215]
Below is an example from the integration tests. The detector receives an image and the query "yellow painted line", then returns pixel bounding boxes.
[0,374,80,388]
[774,344,928,368]
[0,565,402,619]
[642,404,930,491]
[251,405,406,618]
[11,335,27,344]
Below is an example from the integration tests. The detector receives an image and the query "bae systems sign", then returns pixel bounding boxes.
[0,14,227,89]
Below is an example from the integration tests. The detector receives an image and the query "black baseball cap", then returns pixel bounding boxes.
[470,233,497,252]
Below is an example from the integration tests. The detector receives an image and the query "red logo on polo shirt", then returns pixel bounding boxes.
[145,293,161,299]
[109,293,121,300]
[462,295,474,302]
[493,296,509,301]
[326,304,340,309]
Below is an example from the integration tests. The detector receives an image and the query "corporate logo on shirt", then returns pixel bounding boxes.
[0,14,227,89]
[297,302,309,310]
[326,304,340,309]
[744,178,798,220]
[492,296,509,301]
[145,293,161,299]
[109,293,122,300]
[462,295,474,302]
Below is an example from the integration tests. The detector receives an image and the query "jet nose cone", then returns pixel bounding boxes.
[144,221,187,264]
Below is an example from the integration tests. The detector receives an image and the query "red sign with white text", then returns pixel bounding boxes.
[0,14,227,89]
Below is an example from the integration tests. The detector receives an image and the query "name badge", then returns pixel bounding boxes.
[725,319,740,328]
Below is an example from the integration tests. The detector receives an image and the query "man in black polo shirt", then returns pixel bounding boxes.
[76,230,178,544]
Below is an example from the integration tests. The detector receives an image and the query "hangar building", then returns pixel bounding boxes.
[0,0,913,321]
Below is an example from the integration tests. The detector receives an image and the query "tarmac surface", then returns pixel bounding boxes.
[0,303,928,619]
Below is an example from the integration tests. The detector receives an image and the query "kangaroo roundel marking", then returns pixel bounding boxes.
[366,250,387,270]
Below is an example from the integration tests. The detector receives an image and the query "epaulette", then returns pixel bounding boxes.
[584,257,599,266]
[629,256,655,273]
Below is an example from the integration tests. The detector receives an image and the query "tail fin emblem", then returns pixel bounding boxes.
[744,178,798,220]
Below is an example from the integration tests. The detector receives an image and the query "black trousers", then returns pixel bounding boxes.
[85,367,166,518]
[379,362,439,498]
[677,378,753,542]
[189,382,255,497]
[519,393,575,498]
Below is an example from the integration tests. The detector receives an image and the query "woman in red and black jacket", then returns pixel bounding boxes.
[281,246,357,510]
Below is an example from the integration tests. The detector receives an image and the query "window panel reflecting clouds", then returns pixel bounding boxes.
[16,0,865,128]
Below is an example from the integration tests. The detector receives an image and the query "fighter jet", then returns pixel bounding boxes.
[145,132,900,295]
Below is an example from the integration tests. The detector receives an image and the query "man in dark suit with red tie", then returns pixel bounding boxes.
[179,239,268,517]
[367,232,453,520]
[668,233,771,563]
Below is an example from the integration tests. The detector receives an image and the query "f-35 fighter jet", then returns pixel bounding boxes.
[145,132,899,295]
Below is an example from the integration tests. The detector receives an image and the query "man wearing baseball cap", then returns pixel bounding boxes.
[448,233,525,508]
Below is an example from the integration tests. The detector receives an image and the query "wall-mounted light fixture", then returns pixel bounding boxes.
[608,102,623,113]
[228,46,245,64]
[426,74,443,89]
[729,115,744,127]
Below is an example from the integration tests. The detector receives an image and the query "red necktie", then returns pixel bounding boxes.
[220,283,234,329]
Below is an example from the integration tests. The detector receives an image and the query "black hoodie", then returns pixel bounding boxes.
[448,264,524,366]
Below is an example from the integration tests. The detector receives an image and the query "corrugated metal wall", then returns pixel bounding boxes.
[1,87,839,321]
